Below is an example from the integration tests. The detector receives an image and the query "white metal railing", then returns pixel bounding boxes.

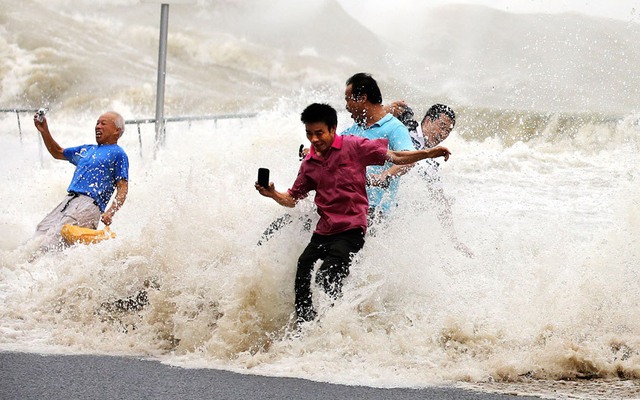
[0,108,40,143]
[124,113,257,157]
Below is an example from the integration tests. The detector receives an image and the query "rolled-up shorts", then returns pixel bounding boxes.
[35,193,101,249]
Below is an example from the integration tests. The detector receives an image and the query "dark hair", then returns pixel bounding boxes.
[300,103,337,129]
[421,104,456,127]
[345,72,382,104]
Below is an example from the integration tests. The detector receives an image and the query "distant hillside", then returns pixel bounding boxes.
[381,4,640,113]
[0,0,637,115]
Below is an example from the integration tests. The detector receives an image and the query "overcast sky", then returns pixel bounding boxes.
[338,0,639,25]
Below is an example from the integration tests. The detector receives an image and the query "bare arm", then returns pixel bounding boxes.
[255,182,297,208]
[428,186,474,258]
[367,164,413,187]
[369,146,450,187]
[387,146,451,165]
[101,179,128,226]
[33,114,65,160]
[383,100,409,118]
[301,146,412,186]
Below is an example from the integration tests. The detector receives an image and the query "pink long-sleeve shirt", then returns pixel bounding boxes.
[288,134,388,235]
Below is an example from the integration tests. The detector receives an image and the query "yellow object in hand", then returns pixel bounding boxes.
[60,224,116,245]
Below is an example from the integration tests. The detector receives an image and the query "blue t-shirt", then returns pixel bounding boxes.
[341,114,413,213]
[63,144,129,212]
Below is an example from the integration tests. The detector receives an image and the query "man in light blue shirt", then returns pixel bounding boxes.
[341,73,414,220]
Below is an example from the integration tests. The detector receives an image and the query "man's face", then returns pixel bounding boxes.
[305,121,336,158]
[344,84,365,123]
[95,113,121,145]
[422,114,454,146]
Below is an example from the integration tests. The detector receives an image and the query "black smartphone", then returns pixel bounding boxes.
[257,168,270,187]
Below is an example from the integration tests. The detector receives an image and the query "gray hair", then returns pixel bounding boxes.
[108,111,125,136]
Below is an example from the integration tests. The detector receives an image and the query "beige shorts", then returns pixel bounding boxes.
[35,193,101,250]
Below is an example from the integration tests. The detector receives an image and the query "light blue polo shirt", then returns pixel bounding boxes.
[64,144,129,212]
[341,114,413,213]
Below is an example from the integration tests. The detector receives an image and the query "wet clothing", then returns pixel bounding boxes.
[35,143,129,250]
[409,126,443,190]
[288,134,388,235]
[287,134,388,322]
[64,144,129,212]
[35,193,101,249]
[295,228,365,322]
[341,114,413,214]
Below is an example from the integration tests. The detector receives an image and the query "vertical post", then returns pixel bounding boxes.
[154,3,170,152]
[16,111,23,143]
[137,124,143,158]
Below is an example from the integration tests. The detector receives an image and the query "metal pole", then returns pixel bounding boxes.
[137,124,143,158]
[16,111,22,143]
[154,3,170,151]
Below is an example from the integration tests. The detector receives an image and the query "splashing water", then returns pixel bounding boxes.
[1,1,640,398]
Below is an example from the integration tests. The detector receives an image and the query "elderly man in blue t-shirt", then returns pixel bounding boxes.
[33,111,129,250]
[340,73,414,224]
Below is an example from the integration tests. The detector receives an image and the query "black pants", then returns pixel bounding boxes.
[295,228,365,323]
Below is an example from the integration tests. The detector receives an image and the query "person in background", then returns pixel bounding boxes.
[341,73,415,224]
[255,103,451,324]
[386,101,474,258]
[33,111,129,251]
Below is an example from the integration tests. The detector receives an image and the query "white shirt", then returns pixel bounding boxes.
[409,125,442,189]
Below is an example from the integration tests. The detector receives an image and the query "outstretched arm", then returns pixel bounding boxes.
[33,114,65,160]
[387,146,451,165]
[255,182,297,208]
[367,164,413,187]
[370,146,450,187]
[383,100,409,118]
[101,179,128,226]
[429,187,474,258]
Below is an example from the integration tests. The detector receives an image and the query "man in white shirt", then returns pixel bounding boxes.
[386,102,474,258]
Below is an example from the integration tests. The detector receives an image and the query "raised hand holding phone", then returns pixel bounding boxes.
[257,168,270,188]
[36,108,47,122]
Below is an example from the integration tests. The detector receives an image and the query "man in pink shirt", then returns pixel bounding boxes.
[256,103,450,324]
